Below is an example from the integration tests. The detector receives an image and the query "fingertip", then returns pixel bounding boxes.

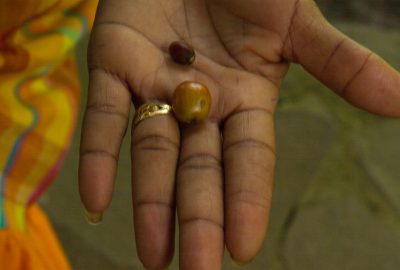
[179,221,224,270]
[135,205,175,270]
[225,204,269,264]
[230,256,249,267]
[78,154,117,213]
[339,54,400,117]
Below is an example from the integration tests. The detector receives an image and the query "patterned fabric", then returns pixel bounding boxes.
[0,0,97,230]
[0,1,98,269]
[0,204,72,269]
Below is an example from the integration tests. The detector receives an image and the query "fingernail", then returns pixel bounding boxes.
[231,257,246,268]
[85,210,103,225]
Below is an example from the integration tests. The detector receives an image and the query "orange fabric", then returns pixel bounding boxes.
[0,204,71,270]
[0,0,97,268]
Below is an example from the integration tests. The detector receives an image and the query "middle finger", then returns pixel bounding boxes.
[177,121,224,270]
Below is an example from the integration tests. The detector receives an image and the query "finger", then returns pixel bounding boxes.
[177,122,224,270]
[284,0,400,116]
[131,113,180,270]
[79,69,131,217]
[223,108,275,264]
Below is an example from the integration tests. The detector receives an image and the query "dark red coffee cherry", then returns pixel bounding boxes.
[169,41,195,65]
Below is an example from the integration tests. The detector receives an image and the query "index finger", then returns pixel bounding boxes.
[79,68,131,219]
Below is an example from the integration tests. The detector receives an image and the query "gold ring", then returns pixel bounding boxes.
[133,101,172,128]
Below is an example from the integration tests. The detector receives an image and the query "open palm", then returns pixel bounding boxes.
[79,0,400,269]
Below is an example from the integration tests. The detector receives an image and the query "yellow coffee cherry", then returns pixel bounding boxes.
[172,81,211,123]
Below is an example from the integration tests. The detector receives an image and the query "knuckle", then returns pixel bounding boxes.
[86,102,129,121]
[227,189,271,210]
[180,216,224,230]
[134,200,174,211]
[80,149,118,162]
[179,153,221,172]
[227,107,273,121]
[224,138,275,155]
[132,134,178,153]
[340,52,373,97]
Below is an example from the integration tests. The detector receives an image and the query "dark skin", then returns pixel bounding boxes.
[78,0,400,269]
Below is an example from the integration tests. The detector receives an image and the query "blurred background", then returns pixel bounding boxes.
[39,1,400,269]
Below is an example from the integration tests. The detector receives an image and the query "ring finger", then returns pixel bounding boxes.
[131,107,180,270]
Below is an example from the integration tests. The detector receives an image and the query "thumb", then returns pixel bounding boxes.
[283,0,400,117]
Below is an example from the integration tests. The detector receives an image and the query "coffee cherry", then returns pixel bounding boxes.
[169,41,195,65]
[172,81,211,123]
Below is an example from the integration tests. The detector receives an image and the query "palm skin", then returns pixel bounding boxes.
[79,0,400,269]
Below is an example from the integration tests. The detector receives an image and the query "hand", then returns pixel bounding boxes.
[78,0,400,269]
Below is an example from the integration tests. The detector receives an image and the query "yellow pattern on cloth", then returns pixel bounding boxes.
[0,0,98,269]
